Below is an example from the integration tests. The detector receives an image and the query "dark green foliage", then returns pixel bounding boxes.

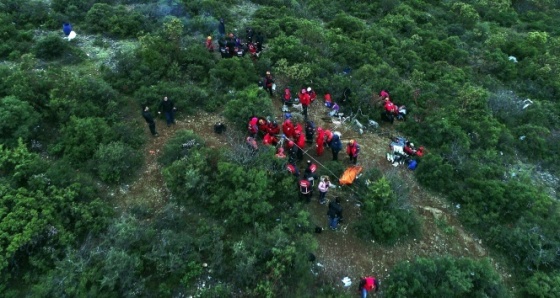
[92,141,142,184]
[385,257,508,297]
[210,58,259,91]
[522,271,560,297]
[354,177,419,244]
[0,13,34,59]
[158,129,205,167]
[50,116,115,164]
[0,96,39,146]
[85,3,148,38]
[33,33,85,63]
[224,86,274,130]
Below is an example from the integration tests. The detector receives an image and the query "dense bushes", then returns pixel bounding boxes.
[354,177,419,244]
[85,3,149,38]
[93,141,142,184]
[385,257,508,297]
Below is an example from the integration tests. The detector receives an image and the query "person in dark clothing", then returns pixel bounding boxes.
[330,133,342,161]
[327,197,343,230]
[305,121,315,145]
[255,32,264,52]
[142,106,158,136]
[218,18,225,38]
[246,27,254,43]
[287,141,298,164]
[226,37,236,58]
[158,96,176,127]
[263,71,274,96]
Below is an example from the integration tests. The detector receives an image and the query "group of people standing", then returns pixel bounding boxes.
[209,18,264,60]
[141,96,177,137]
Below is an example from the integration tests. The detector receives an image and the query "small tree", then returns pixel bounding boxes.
[354,177,418,244]
[93,141,142,184]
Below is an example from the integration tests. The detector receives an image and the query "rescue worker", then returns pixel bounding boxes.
[263,71,274,96]
[267,121,280,135]
[275,147,286,158]
[324,129,333,147]
[316,127,325,156]
[263,133,278,146]
[255,31,264,52]
[330,133,342,161]
[299,178,312,203]
[296,132,306,161]
[283,88,293,106]
[346,139,360,164]
[379,90,389,100]
[248,117,259,138]
[303,160,318,188]
[205,36,214,52]
[287,163,299,178]
[257,117,268,134]
[246,137,258,152]
[307,87,317,102]
[383,97,399,124]
[358,276,379,298]
[282,118,295,139]
[299,88,311,120]
[317,176,330,204]
[324,92,333,108]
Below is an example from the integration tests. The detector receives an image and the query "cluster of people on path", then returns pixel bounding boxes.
[205,18,264,60]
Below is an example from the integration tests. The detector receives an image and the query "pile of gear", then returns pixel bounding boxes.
[386,136,425,170]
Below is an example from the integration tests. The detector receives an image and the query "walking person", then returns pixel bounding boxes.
[158,96,176,127]
[141,106,158,137]
[327,197,343,230]
[318,176,330,204]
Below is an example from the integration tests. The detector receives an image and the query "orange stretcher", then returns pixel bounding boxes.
[339,166,363,185]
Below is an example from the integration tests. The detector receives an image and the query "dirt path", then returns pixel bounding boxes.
[115,96,512,293]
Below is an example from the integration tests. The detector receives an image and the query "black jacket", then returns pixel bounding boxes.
[142,110,155,124]
[327,201,342,219]
[159,99,175,113]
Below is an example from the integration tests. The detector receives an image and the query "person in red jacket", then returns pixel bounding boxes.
[205,36,214,52]
[324,92,333,108]
[383,97,399,124]
[299,178,312,203]
[267,121,280,135]
[324,129,333,147]
[358,276,379,298]
[299,88,311,120]
[263,133,278,146]
[346,139,360,164]
[275,147,286,158]
[307,87,317,102]
[316,127,325,156]
[282,119,295,139]
[296,132,306,161]
[248,117,258,138]
[257,118,268,133]
[263,71,274,97]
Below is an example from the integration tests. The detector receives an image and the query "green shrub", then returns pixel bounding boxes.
[85,3,147,38]
[354,177,419,244]
[223,86,273,130]
[522,271,560,297]
[385,257,508,297]
[0,96,39,146]
[158,130,205,167]
[34,33,70,60]
[93,141,142,184]
[51,116,115,164]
